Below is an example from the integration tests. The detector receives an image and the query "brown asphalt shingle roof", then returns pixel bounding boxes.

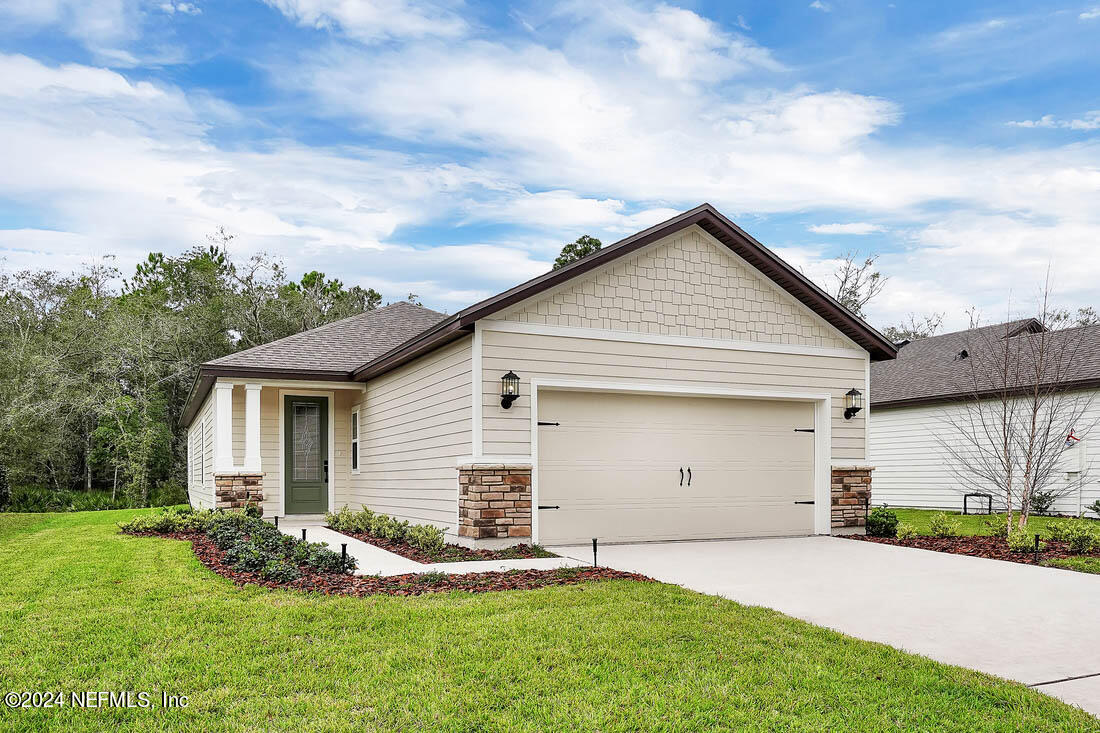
[872,318,1100,407]
[205,301,449,375]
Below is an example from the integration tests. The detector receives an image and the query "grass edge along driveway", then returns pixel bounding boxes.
[0,509,1096,731]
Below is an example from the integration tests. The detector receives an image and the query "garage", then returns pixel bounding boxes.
[535,389,817,545]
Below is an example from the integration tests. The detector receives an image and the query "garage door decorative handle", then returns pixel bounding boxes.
[687,467,692,486]
[679,467,684,486]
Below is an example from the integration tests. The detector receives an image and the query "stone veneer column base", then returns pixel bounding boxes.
[831,466,873,534]
[457,463,532,546]
[214,473,264,512]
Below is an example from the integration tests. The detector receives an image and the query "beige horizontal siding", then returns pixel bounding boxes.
[871,399,1100,515]
[481,329,867,460]
[348,336,473,529]
[186,393,215,509]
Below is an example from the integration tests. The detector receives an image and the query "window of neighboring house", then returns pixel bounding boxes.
[351,410,360,473]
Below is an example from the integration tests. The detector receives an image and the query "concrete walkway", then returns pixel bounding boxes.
[275,518,582,576]
[555,536,1100,717]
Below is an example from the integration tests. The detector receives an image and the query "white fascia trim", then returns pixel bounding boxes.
[471,322,483,456]
[222,378,365,392]
[528,377,835,542]
[479,319,866,361]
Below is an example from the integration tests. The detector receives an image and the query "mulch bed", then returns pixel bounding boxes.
[845,534,1100,567]
[125,530,649,596]
[330,528,557,564]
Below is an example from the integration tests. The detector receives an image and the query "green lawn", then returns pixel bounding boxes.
[892,508,1081,537]
[1043,557,1100,574]
[1,511,1096,731]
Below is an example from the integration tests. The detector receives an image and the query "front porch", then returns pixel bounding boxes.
[206,380,362,518]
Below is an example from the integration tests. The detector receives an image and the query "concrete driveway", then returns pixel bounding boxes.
[556,536,1100,716]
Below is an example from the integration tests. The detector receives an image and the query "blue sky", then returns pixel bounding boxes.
[1,0,1099,329]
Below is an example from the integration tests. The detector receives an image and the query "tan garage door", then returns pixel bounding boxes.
[537,390,816,545]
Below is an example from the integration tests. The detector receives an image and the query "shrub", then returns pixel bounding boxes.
[208,522,246,550]
[866,507,899,538]
[982,515,1010,539]
[929,512,961,538]
[417,571,447,586]
[896,523,917,540]
[1008,528,1043,554]
[118,507,211,534]
[259,559,301,583]
[224,541,278,572]
[1086,500,1100,519]
[1058,521,1097,554]
[407,524,446,554]
[6,486,74,513]
[149,481,187,508]
[1029,490,1058,516]
[302,543,357,574]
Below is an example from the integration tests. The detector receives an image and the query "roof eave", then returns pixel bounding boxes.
[178,364,355,427]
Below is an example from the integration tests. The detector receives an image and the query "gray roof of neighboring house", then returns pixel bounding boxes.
[872,318,1100,407]
[205,301,449,376]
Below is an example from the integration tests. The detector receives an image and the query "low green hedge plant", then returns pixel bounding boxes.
[1008,528,1043,554]
[896,523,917,540]
[866,507,899,538]
[928,512,961,538]
[327,505,446,555]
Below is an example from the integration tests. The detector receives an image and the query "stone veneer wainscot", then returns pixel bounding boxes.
[458,463,532,541]
[831,466,873,532]
[214,473,263,511]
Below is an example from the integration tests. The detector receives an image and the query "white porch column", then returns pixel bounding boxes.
[243,384,262,473]
[213,382,236,473]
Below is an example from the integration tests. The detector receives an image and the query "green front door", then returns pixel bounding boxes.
[284,396,328,515]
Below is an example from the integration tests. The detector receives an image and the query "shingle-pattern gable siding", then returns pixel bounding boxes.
[489,227,856,351]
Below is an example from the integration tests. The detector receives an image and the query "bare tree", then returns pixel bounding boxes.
[882,312,944,343]
[830,252,886,318]
[936,284,1097,532]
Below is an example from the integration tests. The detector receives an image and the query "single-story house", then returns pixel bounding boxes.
[180,204,897,547]
[870,319,1100,515]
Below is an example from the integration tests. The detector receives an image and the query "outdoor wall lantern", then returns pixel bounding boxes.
[500,371,521,409]
[844,388,863,420]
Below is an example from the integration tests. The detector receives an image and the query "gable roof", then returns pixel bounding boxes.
[352,203,897,380]
[871,318,1100,408]
[181,203,897,425]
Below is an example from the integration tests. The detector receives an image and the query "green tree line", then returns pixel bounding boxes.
[0,231,381,507]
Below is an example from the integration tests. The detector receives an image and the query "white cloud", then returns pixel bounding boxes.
[808,222,885,235]
[160,2,201,15]
[809,1,831,12]
[1007,111,1100,130]
[0,0,142,56]
[1080,7,1100,20]
[263,0,466,43]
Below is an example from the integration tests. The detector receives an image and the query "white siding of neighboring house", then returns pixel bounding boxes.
[187,391,216,509]
[347,336,473,530]
[870,396,1100,516]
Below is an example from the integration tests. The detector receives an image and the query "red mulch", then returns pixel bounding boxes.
[330,528,556,564]
[845,533,1100,566]
[124,530,650,596]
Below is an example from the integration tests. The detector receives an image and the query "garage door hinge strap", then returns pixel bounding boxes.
[794,428,815,433]
[793,500,815,505]
[537,421,560,426]
[537,505,560,510]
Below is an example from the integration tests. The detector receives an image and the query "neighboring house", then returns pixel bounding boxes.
[179,204,896,547]
[870,320,1100,515]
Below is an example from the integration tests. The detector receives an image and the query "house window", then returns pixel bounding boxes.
[350,409,360,473]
